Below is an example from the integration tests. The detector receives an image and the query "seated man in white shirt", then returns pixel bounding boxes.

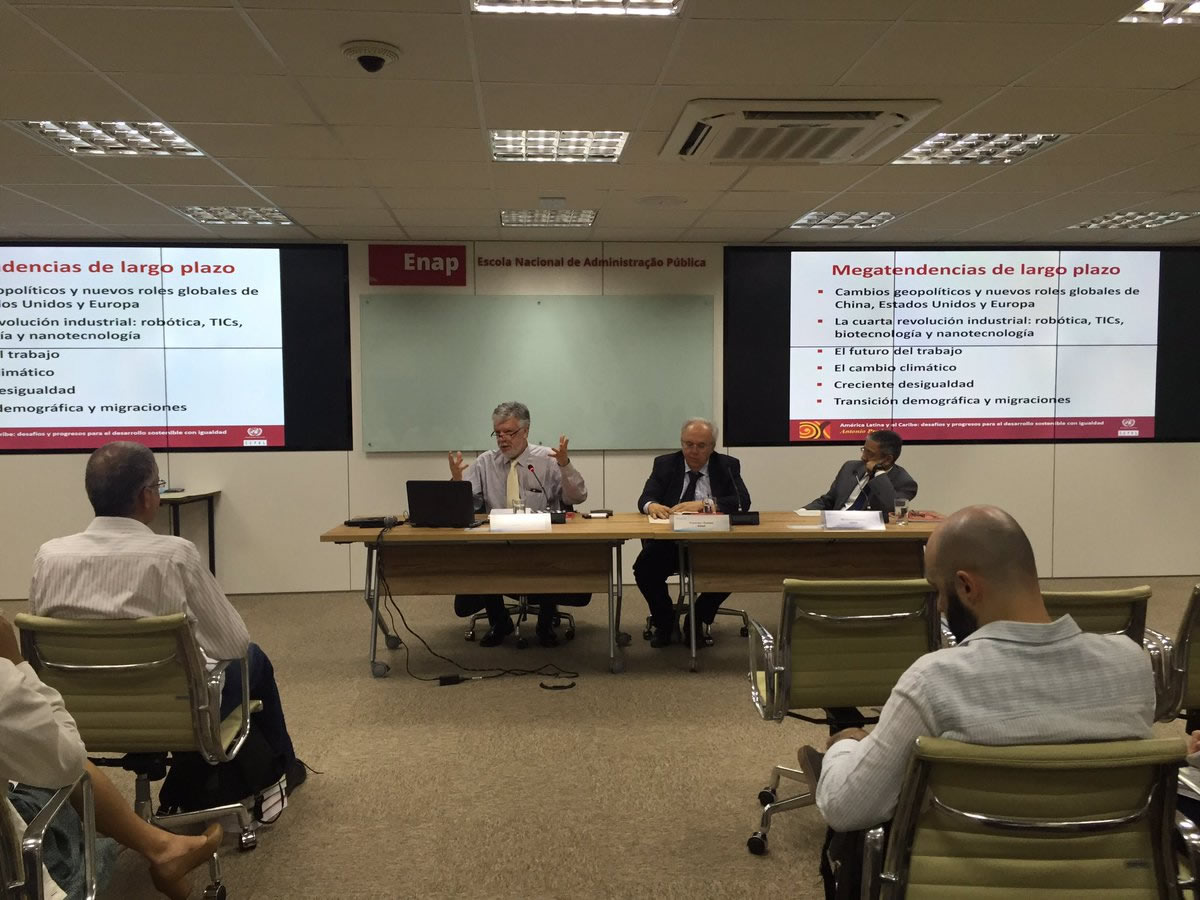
[814,505,1155,896]
[447,401,590,647]
[2,612,220,900]
[28,441,305,805]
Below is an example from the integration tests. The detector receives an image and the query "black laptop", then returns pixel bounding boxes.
[406,480,477,528]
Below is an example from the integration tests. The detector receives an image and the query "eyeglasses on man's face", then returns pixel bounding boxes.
[147,478,166,492]
[491,427,526,440]
[682,441,711,451]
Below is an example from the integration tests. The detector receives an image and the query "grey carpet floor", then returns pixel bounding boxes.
[3,573,1197,899]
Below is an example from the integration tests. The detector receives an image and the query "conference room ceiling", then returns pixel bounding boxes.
[2,0,1200,245]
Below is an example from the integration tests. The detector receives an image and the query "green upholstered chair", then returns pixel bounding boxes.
[1039,586,1174,715]
[745,578,939,855]
[15,613,262,899]
[862,736,1198,900]
[1154,585,1200,724]
[2,771,96,900]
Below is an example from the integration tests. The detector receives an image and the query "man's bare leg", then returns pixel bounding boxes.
[76,761,220,900]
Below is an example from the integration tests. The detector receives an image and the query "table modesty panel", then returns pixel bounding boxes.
[378,541,614,595]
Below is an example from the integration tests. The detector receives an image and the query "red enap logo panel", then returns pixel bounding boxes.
[368,244,467,286]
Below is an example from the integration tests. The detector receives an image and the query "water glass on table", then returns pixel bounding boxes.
[893,498,909,526]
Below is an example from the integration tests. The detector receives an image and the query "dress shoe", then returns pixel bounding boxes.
[681,616,713,647]
[479,620,515,647]
[285,758,309,796]
[649,628,673,648]
[536,626,559,648]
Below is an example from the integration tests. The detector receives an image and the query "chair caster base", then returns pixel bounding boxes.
[740,626,749,637]
[610,657,625,674]
[238,830,257,852]
[464,630,476,641]
[203,883,228,900]
[642,627,652,640]
[564,627,576,640]
[616,631,632,647]
[516,637,529,649]
[747,831,768,855]
[758,788,776,807]
[370,661,390,678]
[384,635,402,650]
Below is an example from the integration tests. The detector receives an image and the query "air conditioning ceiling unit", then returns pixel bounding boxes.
[661,98,939,164]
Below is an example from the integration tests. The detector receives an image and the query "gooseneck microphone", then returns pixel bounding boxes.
[528,463,565,521]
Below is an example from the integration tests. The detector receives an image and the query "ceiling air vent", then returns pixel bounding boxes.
[661,99,939,165]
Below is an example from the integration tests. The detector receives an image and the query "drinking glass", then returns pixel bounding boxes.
[893,498,909,526]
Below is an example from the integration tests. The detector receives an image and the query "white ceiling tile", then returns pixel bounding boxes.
[849,165,997,193]
[664,19,888,86]
[187,224,313,241]
[679,227,778,242]
[248,10,471,80]
[962,162,1129,194]
[111,74,321,124]
[2,223,117,237]
[691,209,800,229]
[596,207,702,228]
[403,226,502,241]
[135,185,271,207]
[283,207,397,226]
[817,191,942,214]
[221,158,371,187]
[15,184,187,225]
[179,124,346,159]
[1082,160,1200,194]
[604,190,717,209]
[612,164,744,192]
[394,209,498,227]
[84,156,241,187]
[948,87,1166,134]
[1019,25,1200,90]
[480,83,653,131]
[112,223,218,240]
[0,73,149,120]
[1093,91,1200,134]
[308,225,410,241]
[0,189,93,225]
[711,191,832,212]
[840,22,1092,87]
[300,78,478,127]
[489,164,619,192]
[258,185,383,208]
[22,7,282,76]
[733,165,875,193]
[357,162,493,190]
[903,0,1136,24]
[492,189,609,209]
[241,1,458,10]
[590,227,687,241]
[687,0,905,20]
[472,18,675,85]
[0,6,90,72]
[1023,133,1199,169]
[380,188,498,209]
[0,156,112,185]
[332,127,487,162]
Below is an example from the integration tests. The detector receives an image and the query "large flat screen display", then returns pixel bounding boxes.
[0,243,350,452]
[725,247,1200,446]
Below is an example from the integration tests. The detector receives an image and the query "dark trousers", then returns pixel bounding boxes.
[454,594,591,631]
[633,539,728,634]
[219,642,296,770]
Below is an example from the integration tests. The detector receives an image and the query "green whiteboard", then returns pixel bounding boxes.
[360,294,713,451]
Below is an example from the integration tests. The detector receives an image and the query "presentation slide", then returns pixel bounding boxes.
[788,250,1159,442]
[0,246,284,450]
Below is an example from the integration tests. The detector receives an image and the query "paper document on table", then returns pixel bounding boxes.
[646,515,671,524]
[793,508,822,518]
[823,510,885,531]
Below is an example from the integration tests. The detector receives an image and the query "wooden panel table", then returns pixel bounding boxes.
[320,515,641,677]
[319,512,937,677]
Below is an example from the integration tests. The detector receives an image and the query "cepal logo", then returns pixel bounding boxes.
[247,427,263,436]
[1121,418,1136,428]
[794,420,831,440]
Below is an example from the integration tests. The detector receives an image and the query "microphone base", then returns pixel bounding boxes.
[550,511,567,525]
[730,511,760,526]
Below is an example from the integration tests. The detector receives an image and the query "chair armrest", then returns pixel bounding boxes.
[22,772,97,900]
[199,652,252,764]
[1143,628,1179,722]
[1176,811,1200,891]
[746,617,780,720]
[861,825,887,900]
[940,620,957,648]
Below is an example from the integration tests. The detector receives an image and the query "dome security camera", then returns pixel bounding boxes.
[341,40,401,74]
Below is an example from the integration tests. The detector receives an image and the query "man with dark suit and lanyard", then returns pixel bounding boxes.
[633,418,751,648]
[805,429,917,515]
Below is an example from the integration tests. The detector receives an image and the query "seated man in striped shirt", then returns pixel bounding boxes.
[814,505,1155,896]
[27,441,305,804]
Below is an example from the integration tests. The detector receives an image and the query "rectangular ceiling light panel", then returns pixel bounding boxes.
[500,209,597,226]
[1069,210,1200,229]
[791,211,895,229]
[474,0,682,15]
[893,133,1063,165]
[1120,2,1200,24]
[491,130,628,163]
[20,121,202,157]
[179,206,293,226]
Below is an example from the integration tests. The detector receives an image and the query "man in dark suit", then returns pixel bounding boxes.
[805,429,917,514]
[633,418,751,648]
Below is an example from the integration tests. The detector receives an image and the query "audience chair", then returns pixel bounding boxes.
[861,736,1198,900]
[464,595,589,648]
[1154,585,1200,725]
[2,771,96,900]
[745,578,938,855]
[16,612,262,899]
